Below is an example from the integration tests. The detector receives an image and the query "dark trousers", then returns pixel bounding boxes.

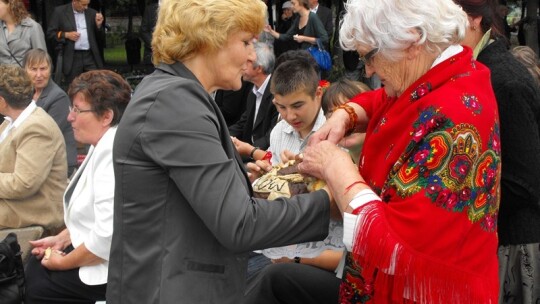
[24,248,106,304]
[243,262,341,304]
[64,50,97,88]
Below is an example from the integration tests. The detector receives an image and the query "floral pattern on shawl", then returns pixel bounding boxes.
[385,106,500,232]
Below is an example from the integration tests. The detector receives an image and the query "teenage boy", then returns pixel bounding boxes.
[246,56,325,169]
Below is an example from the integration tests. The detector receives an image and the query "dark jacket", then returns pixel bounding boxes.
[229,77,278,151]
[46,3,104,75]
[278,12,328,49]
[36,79,77,170]
[107,61,330,303]
[316,5,333,46]
[477,39,540,245]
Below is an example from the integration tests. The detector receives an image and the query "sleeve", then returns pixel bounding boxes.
[140,84,330,252]
[350,88,385,118]
[0,122,59,199]
[85,137,115,260]
[30,21,47,51]
[310,13,328,45]
[278,17,299,41]
[46,8,64,44]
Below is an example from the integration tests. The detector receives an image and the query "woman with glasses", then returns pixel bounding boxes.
[25,70,131,304]
[293,0,501,302]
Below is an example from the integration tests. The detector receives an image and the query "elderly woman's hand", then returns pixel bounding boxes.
[308,109,350,146]
[297,140,350,180]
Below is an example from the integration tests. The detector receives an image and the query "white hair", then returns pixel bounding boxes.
[339,0,468,61]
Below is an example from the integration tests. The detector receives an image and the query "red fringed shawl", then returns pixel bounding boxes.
[340,47,500,303]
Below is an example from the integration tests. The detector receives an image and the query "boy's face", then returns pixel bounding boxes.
[273,88,322,138]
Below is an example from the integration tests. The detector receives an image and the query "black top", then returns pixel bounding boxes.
[477,39,540,245]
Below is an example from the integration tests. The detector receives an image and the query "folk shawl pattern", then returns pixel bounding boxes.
[340,47,500,303]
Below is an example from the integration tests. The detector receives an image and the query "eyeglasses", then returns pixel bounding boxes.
[69,106,93,115]
[359,48,379,66]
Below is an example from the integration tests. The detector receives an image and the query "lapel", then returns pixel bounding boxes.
[64,4,77,31]
[64,146,93,209]
[252,84,273,130]
[36,81,53,108]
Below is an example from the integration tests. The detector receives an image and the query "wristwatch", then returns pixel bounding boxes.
[294,256,301,263]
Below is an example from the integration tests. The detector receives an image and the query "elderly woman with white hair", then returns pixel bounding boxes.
[246,0,502,302]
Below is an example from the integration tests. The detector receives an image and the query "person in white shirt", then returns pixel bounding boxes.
[25,70,131,304]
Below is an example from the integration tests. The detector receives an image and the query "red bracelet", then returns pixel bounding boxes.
[344,180,369,195]
[262,151,272,162]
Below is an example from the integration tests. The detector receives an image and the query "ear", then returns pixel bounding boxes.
[406,29,423,60]
[469,15,483,31]
[100,108,114,127]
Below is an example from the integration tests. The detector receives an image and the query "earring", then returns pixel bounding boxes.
[472,25,477,31]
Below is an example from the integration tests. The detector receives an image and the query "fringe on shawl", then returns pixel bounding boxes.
[348,202,498,304]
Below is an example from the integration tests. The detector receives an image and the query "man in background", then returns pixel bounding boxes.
[47,0,104,87]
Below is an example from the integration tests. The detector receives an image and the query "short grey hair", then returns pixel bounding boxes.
[252,42,275,75]
[339,0,467,61]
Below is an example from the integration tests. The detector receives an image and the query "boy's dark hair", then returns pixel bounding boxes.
[271,56,319,98]
[275,49,320,74]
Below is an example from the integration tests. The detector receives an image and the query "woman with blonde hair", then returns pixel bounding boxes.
[0,0,46,65]
[107,0,334,303]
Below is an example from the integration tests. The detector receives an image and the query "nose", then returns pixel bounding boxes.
[365,64,375,78]
[67,110,76,122]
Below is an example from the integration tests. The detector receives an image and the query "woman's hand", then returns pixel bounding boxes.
[246,159,273,183]
[29,230,70,260]
[231,136,253,157]
[298,141,348,180]
[40,249,67,271]
[308,109,350,146]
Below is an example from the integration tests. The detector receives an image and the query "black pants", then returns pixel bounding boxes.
[64,50,97,88]
[24,247,106,304]
[243,262,341,304]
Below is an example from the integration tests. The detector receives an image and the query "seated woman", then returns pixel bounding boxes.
[0,65,66,233]
[24,48,78,176]
[24,70,131,304]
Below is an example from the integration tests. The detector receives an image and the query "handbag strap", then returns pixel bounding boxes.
[315,38,325,51]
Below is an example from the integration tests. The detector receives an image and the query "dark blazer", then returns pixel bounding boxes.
[228,78,278,151]
[36,79,77,170]
[279,12,328,49]
[214,80,253,126]
[46,3,104,75]
[107,61,330,304]
[316,5,333,44]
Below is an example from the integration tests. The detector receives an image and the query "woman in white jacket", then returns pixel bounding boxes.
[25,70,131,304]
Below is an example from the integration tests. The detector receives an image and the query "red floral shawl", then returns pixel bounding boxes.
[340,47,500,303]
